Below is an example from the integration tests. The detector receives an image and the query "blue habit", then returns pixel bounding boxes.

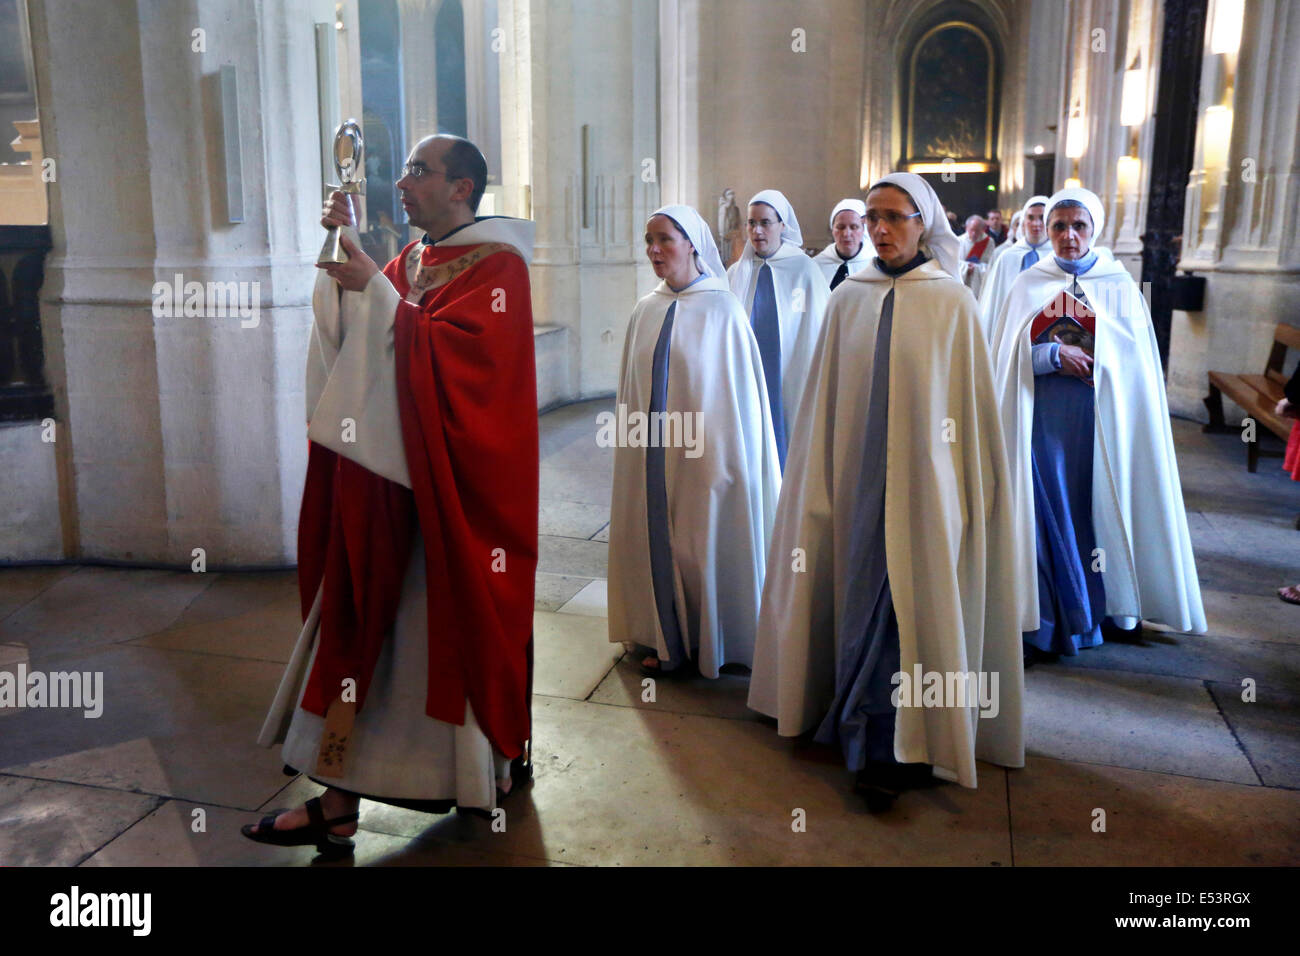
[1023,252,1107,655]
[814,251,927,771]
[751,262,788,471]
[646,299,687,666]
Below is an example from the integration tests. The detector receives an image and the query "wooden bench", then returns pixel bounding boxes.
[1204,322,1300,472]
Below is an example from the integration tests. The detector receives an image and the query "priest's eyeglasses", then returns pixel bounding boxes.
[402,163,450,181]
[865,210,923,227]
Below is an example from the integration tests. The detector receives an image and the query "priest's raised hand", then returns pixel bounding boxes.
[316,234,379,291]
[315,189,379,292]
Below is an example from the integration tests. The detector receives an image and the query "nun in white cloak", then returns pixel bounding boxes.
[607,204,782,678]
[747,172,1024,809]
[978,195,1053,342]
[727,189,830,470]
[813,198,875,290]
[989,187,1206,662]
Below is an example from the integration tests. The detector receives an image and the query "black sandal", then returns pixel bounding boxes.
[240,796,359,856]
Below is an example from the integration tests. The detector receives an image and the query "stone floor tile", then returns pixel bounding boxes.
[0,774,161,866]
[0,644,293,809]
[1,567,216,651]
[555,579,607,618]
[1208,682,1300,790]
[589,655,758,722]
[1024,667,1257,784]
[539,466,612,506]
[533,571,591,612]
[0,565,79,622]
[538,499,610,540]
[532,610,621,700]
[1198,589,1300,645]
[400,696,1014,867]
[537,534,608,578]
[125,572,301,663]
[1057,630,1300,693]
[1007,755,1300,865]
[80,798,564,867]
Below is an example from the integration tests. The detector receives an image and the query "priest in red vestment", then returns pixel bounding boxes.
[243,135,538,857]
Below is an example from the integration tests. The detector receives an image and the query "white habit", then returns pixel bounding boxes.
[608,205,781,677]
[727,189,830,436]
[977,195,1053,342]
[813,198,875,287]
[990,247,1208,635]
[748,173,1025,788]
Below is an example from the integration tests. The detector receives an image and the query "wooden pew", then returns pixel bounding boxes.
[1204,322,1300,473]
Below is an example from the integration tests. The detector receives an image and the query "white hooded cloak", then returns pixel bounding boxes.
[990,188,1207,635]
[748,172,1024,789]
[813,198,875,286]
[607,205,782,677]
[977,195,1053,341]
[727,189,831,434]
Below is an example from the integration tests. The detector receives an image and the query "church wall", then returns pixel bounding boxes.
[689,0,866,253]
[522,0,659,402]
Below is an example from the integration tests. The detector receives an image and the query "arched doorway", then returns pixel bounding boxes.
[899,10,1001,224]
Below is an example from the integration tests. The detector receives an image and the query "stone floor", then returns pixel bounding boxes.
[1,399,1297,866]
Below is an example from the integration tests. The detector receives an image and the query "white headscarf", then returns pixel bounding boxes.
[868,172,960,279]
[1044,187,1105,245]
[827,198,866,231]
[1012,194,1050,247]
[746,189,804,249]
[648,204,726,279]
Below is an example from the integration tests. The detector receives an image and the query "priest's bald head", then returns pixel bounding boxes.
[964,215,987,240]
[396,134,489,239]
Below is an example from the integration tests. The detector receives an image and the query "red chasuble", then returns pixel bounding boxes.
[298,232,539,761]
[965,236,991,262]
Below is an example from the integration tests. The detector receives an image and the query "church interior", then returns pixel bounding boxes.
[1,0,1297,869]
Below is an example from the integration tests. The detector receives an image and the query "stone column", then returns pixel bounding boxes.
[26,0,334,565]
[400,0,437,139]
[1166,0,1300,419]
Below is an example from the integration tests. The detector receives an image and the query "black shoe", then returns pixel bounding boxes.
[1101,619,1144,644]
[859,785,898,813]
[1023,645,1059,668]
[854,761,933,811]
